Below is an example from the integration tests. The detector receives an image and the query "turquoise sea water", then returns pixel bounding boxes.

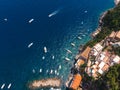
[0,0,114,90]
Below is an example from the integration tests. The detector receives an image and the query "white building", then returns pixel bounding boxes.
[113,55,120,64]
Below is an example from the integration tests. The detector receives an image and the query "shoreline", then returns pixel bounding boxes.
[91,11,108,37]
[91,0,118,38]
[114,0,120,5]
[65,0,119,89]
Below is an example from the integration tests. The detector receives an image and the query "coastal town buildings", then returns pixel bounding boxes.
[69,74,82,90]
[91,27,101,38]
[85,30,120,78]
[91,43,103,56]
[66,30,120,89]
[75,47,91,69]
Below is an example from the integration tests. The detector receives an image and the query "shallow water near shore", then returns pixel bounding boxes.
[0,0,114,90]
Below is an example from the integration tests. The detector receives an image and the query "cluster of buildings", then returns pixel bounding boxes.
[85,31,120,78]
[66,47,91,90]
[66,30,120,90]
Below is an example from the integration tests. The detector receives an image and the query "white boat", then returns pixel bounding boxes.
[50,88,61,90]
[42,56,45,60]
[84,10,88,13]
[48,10,60,18]
[65,57,70,61]
[55,70,57,74]
[58,65,61,70]
[52,55,55,59]
[82,34,86,37]
[29,19,34,23]
[57,72,59,76]
[1,84,5,89]
[46,69,49,73]
[44,46,47,53]
[4,18,7,21]
[71,43,75,47]
[81,21,84,24]
[77,37,82,40]
[7,83,11,89]
[28,42,33,48]
[66,49,72,54]
[39,69,42,73]
[50,69,53,74]
[32,69,35,73]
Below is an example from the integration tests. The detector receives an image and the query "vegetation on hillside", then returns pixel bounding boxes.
[95,64,120,90]
[83,3,120,90]
[84,3,120,48]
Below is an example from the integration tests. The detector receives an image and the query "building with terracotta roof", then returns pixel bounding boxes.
[109,31,116,40]
[103,56,109,62]
[115,31,120,40]
[70,74,82,90]
[80,46,91,60]
[102,64,109,71]
[75,59,85,68]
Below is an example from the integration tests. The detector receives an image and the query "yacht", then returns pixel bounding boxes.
[81,21,84,24]
[44,46,47,53]
[39,69,42,73]
[52,55,55,59]
[46,69,49,73]
[55,70,57,74]
[32,69,35,73]
[28,42,33,48]
[65,57,70,61]
[4,18,8,21]
[77,37,82,40]
[71,43,75,47]
[1,83,5,89]
[57,72,59,76]
[48,10,59,18]
[58,65,61,70]
[42,56,45,60]
[29,19,34,23]
[50,69,53,74]
[84,10,88,13]
[7,83,11,89]
[66,49,72,53]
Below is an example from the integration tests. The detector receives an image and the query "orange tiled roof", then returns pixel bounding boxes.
[77,60,85,66]
[102,64,109,71]
[103,56,109,62]
[70,74,82,90]
[80,47,91,60]
[115,31,120,39]
[109,31,116,38]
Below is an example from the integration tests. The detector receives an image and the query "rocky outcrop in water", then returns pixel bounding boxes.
[28,78,61,89]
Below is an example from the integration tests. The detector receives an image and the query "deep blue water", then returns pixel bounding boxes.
[0,0,114,90]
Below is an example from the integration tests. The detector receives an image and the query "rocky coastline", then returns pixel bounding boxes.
[66,0,120,90]
[28,78,61,89]
[91,0,119,38]
[114,0,120,5]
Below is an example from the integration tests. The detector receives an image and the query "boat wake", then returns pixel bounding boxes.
[48,8,61,18]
